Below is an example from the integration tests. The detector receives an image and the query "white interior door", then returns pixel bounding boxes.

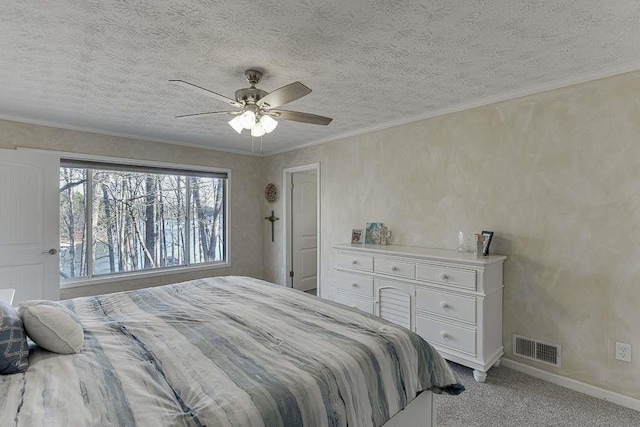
[291,170,317,292]
[0,149,60,303]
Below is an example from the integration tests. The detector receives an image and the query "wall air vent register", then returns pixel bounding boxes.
[513,334,561,367]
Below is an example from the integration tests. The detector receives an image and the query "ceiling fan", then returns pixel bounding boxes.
[170,69,333,137]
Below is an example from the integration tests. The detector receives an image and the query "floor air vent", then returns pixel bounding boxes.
[513,334,561,367]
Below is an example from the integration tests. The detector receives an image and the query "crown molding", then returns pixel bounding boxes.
[264,60,640,157]
[0,114,260,157]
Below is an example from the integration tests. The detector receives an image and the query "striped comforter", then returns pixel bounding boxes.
[0,276,462,426]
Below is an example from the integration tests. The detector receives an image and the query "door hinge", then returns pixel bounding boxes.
[289,183,294,189]
[289,270,294,278]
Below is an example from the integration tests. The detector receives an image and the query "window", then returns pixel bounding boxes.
[59,160,227,282]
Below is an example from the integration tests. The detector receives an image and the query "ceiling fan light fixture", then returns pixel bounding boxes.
[251,122,266,137]
[172,70,333,144]
[228,115,244,134]
[260,114,278,134]
[239,110,256,129]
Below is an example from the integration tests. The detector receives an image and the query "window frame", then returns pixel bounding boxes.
[58,153,231,289]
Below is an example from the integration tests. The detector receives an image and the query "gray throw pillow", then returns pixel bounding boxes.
[19,300,84,354]
[0,301,29,375]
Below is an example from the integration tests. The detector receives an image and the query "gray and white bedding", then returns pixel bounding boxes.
[0,276,462,426]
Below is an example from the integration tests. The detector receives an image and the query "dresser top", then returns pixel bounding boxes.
[333,243,506,266]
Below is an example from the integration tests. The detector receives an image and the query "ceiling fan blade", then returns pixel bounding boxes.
[258,82,311,109]
[269,110,333,126]
[170,80,242,107]
[174,111,239,119]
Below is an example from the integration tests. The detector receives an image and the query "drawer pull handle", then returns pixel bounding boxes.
[440,331,449,339]
[352,260,358,265]
[440,302,449,310]
[440,273,449,280]
[351,283,359,288]
[391,266,399,272]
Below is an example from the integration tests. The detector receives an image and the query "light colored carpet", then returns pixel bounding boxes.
[436,362,640,427]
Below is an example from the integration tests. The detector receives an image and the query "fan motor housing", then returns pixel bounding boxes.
[235,87,267,104]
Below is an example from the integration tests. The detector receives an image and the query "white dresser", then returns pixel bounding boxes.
[332,243,506,382]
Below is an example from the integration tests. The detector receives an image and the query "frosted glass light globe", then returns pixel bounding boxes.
[239,110,256,129]
[259,115,278,133]
[251,123,266,137]
[228,115,243,134]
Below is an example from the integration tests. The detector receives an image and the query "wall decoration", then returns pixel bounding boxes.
[265,210,279,242]
[482,230,494,256]
[264,183,279,204]
[365,222,384,244]
[351,229,363,244]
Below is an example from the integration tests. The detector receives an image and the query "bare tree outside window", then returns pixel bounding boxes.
[59,168,87,279]
[59,166,227,280]
[190,176,225,264]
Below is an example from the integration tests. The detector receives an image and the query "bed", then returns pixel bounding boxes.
[0,276,462,426]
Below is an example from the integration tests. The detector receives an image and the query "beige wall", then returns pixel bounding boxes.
[0,120,265,299]
[261,70,640,399]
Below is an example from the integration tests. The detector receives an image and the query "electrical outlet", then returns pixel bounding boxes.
[616,342,632,363]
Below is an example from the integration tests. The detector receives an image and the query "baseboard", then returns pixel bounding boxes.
[501,358,640,412]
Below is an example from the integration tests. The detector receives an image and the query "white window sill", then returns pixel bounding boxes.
[60,262,231,289]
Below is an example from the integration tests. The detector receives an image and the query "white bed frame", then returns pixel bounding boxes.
[382,391,435,427]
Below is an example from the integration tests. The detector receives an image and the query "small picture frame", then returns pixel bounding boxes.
[482,231,494,256]
[351,229,364,244]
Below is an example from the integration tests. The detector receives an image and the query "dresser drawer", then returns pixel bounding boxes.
[335,271,373,298]
[374,257,415,279]
[416,264,476,290]
[336,252,374,272]
[335,292,374,314]
[416,316,476,356]
[416,287,476,324]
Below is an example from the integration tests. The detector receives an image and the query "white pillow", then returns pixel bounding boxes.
[19,300,84,354]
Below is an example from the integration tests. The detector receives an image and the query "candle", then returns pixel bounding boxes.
[457,231,465,252]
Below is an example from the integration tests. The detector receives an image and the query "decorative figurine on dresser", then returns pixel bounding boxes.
[331,243,506,382]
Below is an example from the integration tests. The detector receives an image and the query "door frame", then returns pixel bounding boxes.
[282,163,320,294]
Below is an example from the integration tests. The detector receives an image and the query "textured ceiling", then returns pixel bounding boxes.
[1,1,640,155]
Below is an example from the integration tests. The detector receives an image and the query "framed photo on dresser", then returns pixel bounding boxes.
[482,231,494,256]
